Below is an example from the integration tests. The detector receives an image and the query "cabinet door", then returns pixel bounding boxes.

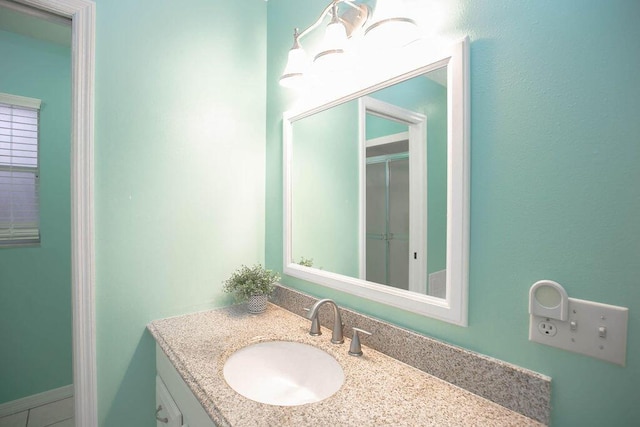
[156,375,183,427]
[156,345,217,427]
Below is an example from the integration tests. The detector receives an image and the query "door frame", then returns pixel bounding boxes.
[15,0,97,425]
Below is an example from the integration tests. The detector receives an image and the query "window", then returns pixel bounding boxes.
[0,93,41,246]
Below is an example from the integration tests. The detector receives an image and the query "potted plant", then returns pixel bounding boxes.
[223,264,280,314]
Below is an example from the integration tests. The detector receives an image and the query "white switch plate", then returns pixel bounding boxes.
[529,297,629,366]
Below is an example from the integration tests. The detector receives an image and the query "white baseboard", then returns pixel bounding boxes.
[0,385,73,418]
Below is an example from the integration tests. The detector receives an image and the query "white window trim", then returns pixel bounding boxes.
[0,93,42,245]
[0,93,42,110]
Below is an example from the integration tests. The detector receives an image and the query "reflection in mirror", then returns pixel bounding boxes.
[284,37,469,325]
[291,69,447,298]
[366,114,412,291]
[291,100,360,277]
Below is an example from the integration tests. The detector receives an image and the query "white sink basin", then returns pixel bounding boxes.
[223,341,344,406]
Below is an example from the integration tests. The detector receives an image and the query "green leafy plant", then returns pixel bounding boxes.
[222,264,280,302]
[298,257,314,267]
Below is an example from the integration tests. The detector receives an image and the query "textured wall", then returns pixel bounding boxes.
[266,1,640,425]
[0,29,72,403]
[94,1,266,425]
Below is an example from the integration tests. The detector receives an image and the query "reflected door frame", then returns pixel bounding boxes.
[359,96,427,294]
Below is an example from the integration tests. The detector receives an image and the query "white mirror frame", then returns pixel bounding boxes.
[15,0,97,424]
[283,37,469,326]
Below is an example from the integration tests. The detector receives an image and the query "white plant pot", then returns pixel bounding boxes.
[247,294,268,314]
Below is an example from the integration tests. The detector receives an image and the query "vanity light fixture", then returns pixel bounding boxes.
[279,0,419,89]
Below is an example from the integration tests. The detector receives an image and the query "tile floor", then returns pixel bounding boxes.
[0,397,73,427]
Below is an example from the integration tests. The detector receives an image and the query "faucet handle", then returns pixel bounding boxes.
[348,327,372,356]
[303,307,321,336]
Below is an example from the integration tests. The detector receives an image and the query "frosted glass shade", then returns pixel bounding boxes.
[279,46,307,88]
[365,0,418,49]
[365,17,418,48]
[322,21,348,51]
[313,21,348,72]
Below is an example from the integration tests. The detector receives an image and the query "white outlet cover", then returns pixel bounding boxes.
[529,297,629,366]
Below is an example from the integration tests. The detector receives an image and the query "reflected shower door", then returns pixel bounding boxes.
[366,152,410,290]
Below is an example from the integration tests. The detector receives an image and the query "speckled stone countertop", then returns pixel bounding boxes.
[148,304,544,427]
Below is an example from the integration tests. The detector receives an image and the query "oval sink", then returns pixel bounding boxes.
[223,341,344,406]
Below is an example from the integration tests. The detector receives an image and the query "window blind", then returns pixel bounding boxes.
[0,93,41,245]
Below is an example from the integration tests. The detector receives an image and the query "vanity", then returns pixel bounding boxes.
[148,290,549,426]
[148,16,553,426]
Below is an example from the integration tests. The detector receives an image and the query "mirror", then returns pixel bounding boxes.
[284,37,469,325]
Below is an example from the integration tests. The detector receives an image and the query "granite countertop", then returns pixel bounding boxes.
[148,304,544,427]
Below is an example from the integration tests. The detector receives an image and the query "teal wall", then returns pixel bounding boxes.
[94,1,266,426]
[0,29,72,403]
[365,114,406,139]
[266,1,640,425]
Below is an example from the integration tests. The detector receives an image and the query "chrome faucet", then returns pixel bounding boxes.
[305,299,344,344]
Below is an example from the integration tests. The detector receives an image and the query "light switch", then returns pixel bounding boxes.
[529,296,629,366]
[598,326,607,338]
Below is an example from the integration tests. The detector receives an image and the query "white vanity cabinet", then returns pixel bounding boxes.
[155,344,217,427]
[156,376,183,427]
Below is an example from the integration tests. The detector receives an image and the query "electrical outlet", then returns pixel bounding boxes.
[537,320,557,336]
[529,297,629,366]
